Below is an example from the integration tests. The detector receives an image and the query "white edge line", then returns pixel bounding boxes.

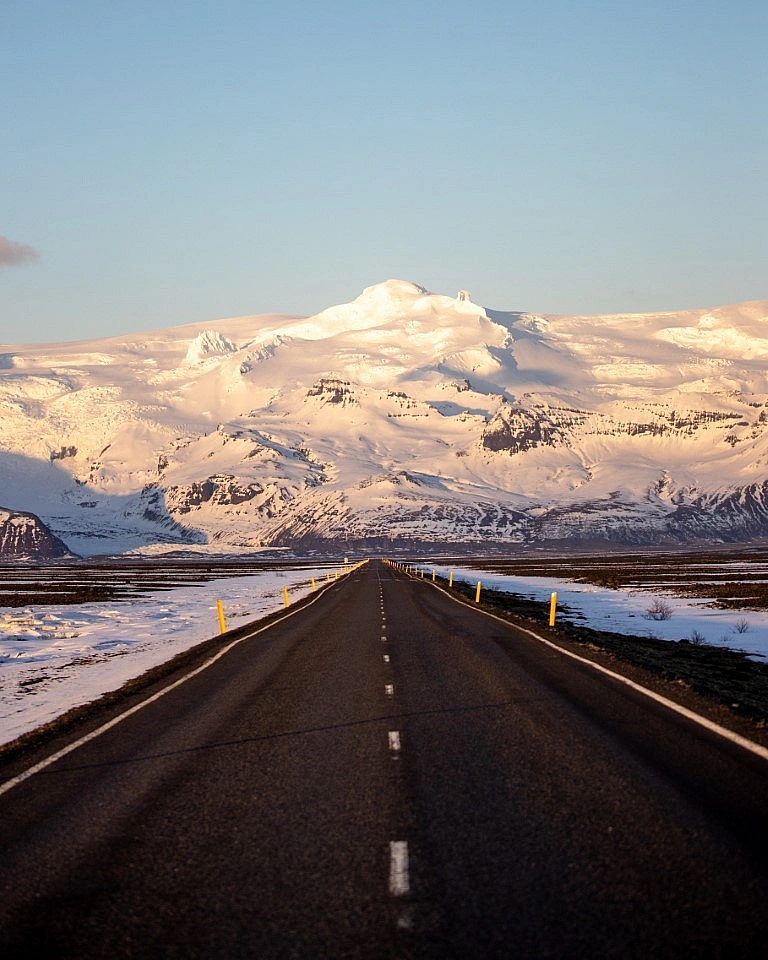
[389,840,410,896]
[426,576,768,764]
[0,580,338,798]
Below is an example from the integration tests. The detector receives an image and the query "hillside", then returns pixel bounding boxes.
[1,279,768,555]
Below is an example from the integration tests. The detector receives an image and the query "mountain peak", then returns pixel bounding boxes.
[184,329,238,365]
[354,279,431,303]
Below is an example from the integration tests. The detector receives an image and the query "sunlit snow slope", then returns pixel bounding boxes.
[2,279,768,554]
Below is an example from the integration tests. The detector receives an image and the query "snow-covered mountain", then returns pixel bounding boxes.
[2,279,768,555]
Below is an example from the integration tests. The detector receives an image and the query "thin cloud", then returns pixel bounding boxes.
[0,236,39,268]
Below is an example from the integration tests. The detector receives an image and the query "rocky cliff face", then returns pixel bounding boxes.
[480,402,565,453]
[0,508,76,560]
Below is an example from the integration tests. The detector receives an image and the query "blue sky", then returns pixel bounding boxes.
[3,0,767,342]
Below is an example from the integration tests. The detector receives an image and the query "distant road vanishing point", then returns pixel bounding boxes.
[2,561,768,958]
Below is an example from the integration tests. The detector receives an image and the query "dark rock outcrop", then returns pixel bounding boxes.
[0,508,76,559]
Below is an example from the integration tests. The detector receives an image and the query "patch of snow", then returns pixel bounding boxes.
[0,565,338,746]
[433,565,768,659]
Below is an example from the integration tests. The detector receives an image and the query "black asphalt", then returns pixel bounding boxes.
[1,560,768,958]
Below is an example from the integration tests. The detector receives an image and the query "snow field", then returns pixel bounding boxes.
[0,565,335,746]
[430,565,768,659]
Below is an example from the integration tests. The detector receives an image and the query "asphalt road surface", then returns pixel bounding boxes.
[2,560,768,959]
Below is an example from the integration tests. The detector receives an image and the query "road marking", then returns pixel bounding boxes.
[388,730,401,753]
[383,654,390,663]
[381,634,387,641]
[385,683,394,697]
[389,840,410,895]
[427,577,768,764]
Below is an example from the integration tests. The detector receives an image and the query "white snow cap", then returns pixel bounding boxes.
[184,329,238,364]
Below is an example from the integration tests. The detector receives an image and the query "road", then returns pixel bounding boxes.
[1,560,768,958]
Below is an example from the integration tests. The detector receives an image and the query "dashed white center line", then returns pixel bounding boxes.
[389,840,410,896]
[381,634,387,641]
[385,683,394,697]
[388,730,401,753]
[383,654,390,663]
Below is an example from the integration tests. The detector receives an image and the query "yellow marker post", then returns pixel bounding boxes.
[326,571,331,582]
[475,581,482,603]
[549,592,558,626]
[311,577,317,591]
[432,569,436,581]
[216,599,227,634]
[283,586,290,608]
[449,571,454,588]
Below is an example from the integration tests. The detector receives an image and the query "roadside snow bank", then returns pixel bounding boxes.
[0,567,330,746]
[432,566,768,659]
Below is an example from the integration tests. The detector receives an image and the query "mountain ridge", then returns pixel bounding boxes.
[1,280,768,555]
